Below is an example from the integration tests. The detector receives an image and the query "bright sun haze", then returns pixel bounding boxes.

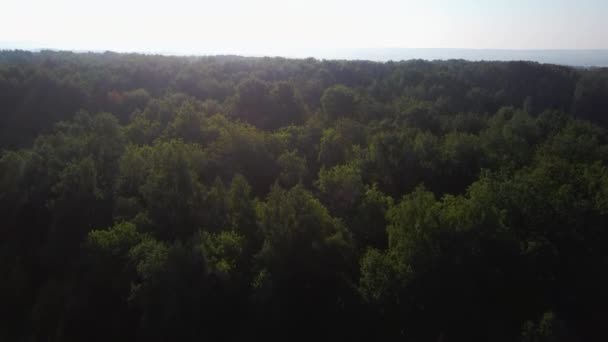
[3,0,608,54]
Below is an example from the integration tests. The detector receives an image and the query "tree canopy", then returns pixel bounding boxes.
[1,50,608,341]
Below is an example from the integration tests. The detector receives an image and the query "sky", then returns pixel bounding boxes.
[2,0,608,54]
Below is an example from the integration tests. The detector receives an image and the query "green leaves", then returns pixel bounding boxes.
[277,150,307,187]
[255,184,353,279]
[321,84,358,119]
[521,311,569,342]
[49,157,102,212]
[200,230,244,276]
[128,237,170,282]
[359,248,398,304]
[137,141,206,239]
[87,221,142,257]
[233,78,306,129]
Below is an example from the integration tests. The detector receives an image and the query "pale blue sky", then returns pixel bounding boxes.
[2,0,607,53]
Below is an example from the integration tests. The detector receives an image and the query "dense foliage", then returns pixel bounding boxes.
[2,50,608,341]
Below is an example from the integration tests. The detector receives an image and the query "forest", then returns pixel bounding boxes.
[2,50,608,341]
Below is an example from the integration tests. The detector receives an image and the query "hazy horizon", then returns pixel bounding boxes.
[2,42,608,67]
[3,0,608,66]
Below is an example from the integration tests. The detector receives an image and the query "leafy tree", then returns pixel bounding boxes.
[254,184,355,335]
[317,162,365,218]
[203,177,229,231]
[139,140,206,239]
[321,84,358,119]
[200,230,245,277]
[277,150,308,187]
[227,174,258,248]
[127,238,217,341]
